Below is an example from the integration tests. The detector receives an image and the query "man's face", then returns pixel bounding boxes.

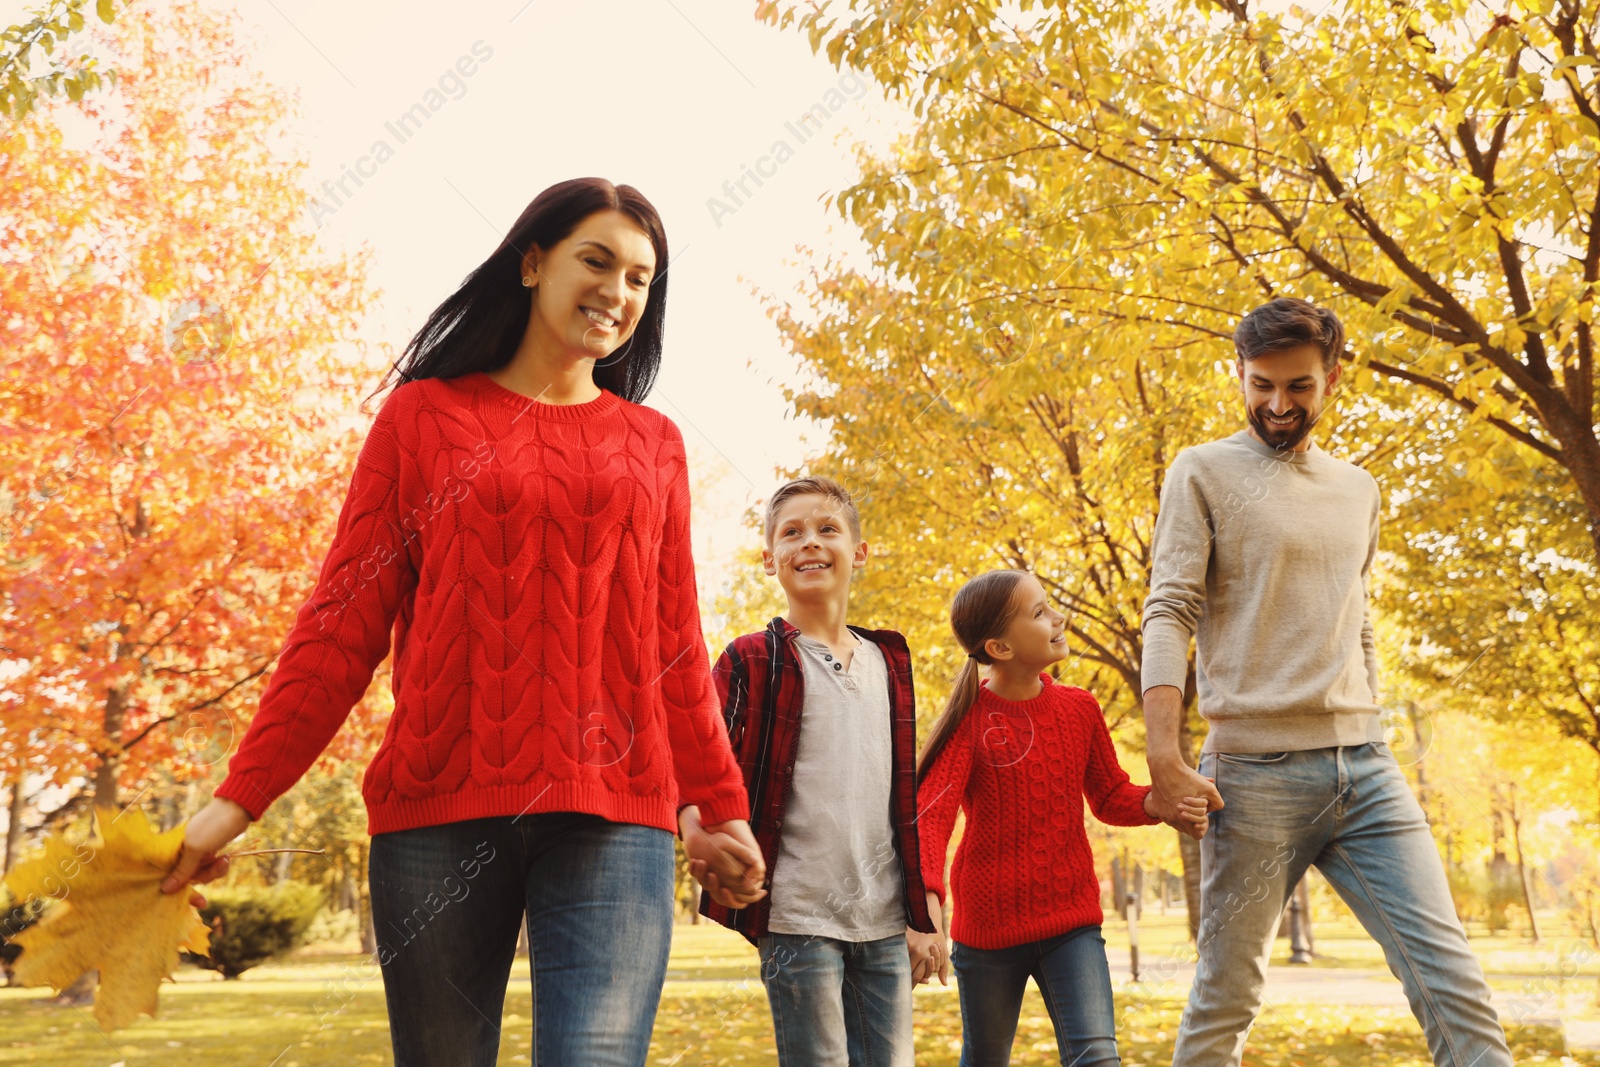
[1236,344,1342,452]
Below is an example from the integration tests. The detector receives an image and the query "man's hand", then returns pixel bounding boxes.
[160,797,252,895]
[1143,684,1223,827]
[679,807,767,910]
[1145,788,1211,840]
[906,928,947,986]
[1149,756,1224,821]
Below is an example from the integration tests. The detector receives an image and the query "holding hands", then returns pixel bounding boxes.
[908,890,951,986]
[1144,779,1214,840]
[906,927,948,987]
[679,806,767,910]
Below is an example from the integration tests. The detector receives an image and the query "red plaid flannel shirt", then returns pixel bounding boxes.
[698,617,937,941]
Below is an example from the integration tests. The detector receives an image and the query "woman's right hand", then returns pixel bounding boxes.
[159,797,253,895]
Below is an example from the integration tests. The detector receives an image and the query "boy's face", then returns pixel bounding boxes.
[763,493,868,601]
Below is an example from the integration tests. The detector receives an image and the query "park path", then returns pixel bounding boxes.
[1105,957,1600,1051]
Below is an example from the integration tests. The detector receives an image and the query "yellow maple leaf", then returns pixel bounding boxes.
[2,806,210,1030]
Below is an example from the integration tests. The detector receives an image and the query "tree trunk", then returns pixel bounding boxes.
[1179,835,1202,940]
[1489,805,1513,933]
[1507,786,1541,943]
[3,775,24,875]
[358,844,377,956]
[93,682,129,810]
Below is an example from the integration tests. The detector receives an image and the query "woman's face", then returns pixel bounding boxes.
[523,209,657,361]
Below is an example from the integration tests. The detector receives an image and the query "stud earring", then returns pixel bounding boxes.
[522,275,535,288]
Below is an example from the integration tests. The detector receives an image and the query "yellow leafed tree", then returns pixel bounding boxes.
[753,0,1600,930]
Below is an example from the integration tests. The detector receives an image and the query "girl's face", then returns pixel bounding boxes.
[522,209,656,362]
[989,574,1068,669]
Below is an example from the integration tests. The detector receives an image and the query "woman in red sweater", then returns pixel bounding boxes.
[918,569,1208,1066]
[158,178,765,1065]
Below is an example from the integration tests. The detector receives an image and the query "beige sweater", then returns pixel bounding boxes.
[1141,431,1383,753]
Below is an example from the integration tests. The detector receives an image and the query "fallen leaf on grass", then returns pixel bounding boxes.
[2,806,210,1030]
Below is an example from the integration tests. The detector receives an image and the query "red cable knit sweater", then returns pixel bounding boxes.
[215,374,749,836]
[918,674,1158,950]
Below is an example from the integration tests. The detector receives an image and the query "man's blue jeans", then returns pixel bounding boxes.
[1174,742,1513,1066]
[951,924,1121,1066]
[369,812,674,1067]
[757,932,913,1067]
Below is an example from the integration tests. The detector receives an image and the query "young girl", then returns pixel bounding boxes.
[918,569,1208,1066]
[158,178,764,1065]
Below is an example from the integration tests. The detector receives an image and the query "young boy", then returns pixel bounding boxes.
[682,476,941,1067]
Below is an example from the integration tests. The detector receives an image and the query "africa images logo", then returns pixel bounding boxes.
[165,298,234,365]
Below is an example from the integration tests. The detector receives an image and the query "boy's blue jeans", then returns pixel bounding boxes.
[369,812,674,1067]
[1175,742,1514,1066]
[950,924,1121,1067]
[757,931,914,1067]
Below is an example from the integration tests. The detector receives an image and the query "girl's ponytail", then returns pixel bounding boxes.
[916,569,1029,784]
[917,657,981,784]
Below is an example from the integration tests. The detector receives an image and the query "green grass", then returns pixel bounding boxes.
[1,924,1595,1065]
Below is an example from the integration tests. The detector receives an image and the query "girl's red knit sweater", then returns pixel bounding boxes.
[214,374,749,836]
[918,674,1158,950]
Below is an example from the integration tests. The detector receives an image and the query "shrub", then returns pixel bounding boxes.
[302,906,360,948]
[192,883,323,978]
[0,898,44,983]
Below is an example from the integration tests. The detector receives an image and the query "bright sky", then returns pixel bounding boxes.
[254,0,912,594]
[15,0,914,595]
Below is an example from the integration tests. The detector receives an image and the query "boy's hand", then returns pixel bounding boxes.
[906,928,947,986]
[1145,788,1211,840]
[679,808,767,910]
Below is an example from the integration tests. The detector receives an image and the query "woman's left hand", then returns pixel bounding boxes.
[679,808,767,909]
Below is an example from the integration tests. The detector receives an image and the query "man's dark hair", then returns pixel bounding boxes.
[1234,297,1346,371]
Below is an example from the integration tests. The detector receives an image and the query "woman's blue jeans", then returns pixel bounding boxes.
[368,812,674,1067]
[951,924,1121,1067]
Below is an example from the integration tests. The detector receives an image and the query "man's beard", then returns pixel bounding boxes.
[1248,405,1319,451]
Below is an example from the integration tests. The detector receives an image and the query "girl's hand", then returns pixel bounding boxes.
[923,890,951,984]
[1175,796,1210,839]
[160,797,253,894]
[906,928,947,986]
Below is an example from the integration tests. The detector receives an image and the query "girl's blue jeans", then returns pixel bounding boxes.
[951,924,1121,1066]
[368,812,674,1067]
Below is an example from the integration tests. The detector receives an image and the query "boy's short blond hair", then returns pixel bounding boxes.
[762,476,863,544]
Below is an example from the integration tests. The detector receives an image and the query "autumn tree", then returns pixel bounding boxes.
[1,0,121,120]
[768,0,1600,560]
[1381,413,1600,793]
[0,1,382,821]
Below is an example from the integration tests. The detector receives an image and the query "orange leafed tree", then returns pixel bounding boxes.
[0,1,388,817]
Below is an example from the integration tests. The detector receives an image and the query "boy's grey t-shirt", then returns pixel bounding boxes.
[766,633,907,941]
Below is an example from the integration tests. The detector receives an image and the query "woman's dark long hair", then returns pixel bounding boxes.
[916,569,1030,784]
[372,177,669,405]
